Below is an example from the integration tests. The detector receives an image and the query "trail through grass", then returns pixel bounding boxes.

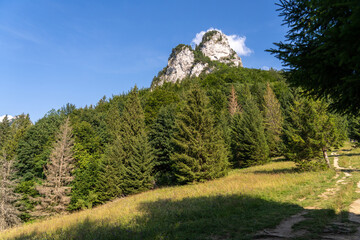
[2,145,360,240]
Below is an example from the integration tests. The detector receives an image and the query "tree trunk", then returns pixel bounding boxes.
[322,147,331,168]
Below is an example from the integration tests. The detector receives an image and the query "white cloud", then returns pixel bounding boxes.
[191,28,253,56]
[191,30,207,46]
[261,66,270,71]
[0,115,13,122]
[227,34,253,56]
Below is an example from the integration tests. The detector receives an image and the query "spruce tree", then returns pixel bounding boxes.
[231,94,269,167]
[35,117,74,216]
[284,96,343,169]
[171,86,229,184]
[348,116,360,146]
[97,102,123,201]
[263,83,283,156]
[149,105,176,185]
[100,86,153,198]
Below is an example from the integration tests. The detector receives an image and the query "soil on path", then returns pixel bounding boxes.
[255,152,360,240]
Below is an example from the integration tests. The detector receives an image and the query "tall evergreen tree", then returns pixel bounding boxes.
[35,117,74,216]
[149,105,176,185]
[263,83,283,156]
[348,116,360,146]
[100,86,153,198]
[284,96,343,169]
[171,86,229,184]
[231,94,269,167]
[69,120,102,210]
[16,110,64,180]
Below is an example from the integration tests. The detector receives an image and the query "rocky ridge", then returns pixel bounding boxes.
[151,30,243,88]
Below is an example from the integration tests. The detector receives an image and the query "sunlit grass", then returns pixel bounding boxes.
[0,159,340,240]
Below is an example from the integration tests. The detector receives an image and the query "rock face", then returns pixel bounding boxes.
[152,30,243,88]
[199,31,242,67]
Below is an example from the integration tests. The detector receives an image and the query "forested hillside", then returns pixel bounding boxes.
[0,63,355,231]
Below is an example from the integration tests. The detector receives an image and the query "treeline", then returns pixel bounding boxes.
[0,65,353,229]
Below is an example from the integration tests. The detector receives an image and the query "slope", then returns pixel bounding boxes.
[2,149,360,240]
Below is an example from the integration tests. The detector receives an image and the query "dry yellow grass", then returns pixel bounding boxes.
[0,161,337,240]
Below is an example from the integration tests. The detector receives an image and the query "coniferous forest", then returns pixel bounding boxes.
[1,63,357,230]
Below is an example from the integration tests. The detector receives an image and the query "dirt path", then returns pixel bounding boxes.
[321,152,360,239]
[253,211,308,239]
[255,152,359,239]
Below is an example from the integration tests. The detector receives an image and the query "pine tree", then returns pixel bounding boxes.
[96,101,123,202]
[171,86,229,184]
[35,117,74,216]
[100,86,153,198]
[263,83,283,156]
[231,94,269,167]
[69,120,103,210]
[149,105,176,185]
[284,96,343,169]
[348,116,360,146]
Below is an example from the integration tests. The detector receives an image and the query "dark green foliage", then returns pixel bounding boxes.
[143,88,178,126]
[16,110,64,180]
[15,180,38,221]
[0,115,32,225]
[171,86,229,184]
[100,86,154,198]
[4,61,348,223]
[169,44,192,59]
[269,0,360,114]
[193,49,213,66]
[0,116,11,150]
[200,65,285,89]
[348,116,360,145]
[283,96,343,170]
[231,95,269,167]
[68,103,110,210]
[149,105,176,185]
[69,121,103,210]
[197,30,222,48]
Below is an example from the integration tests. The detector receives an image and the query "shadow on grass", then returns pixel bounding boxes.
[11,194,343,240]
[334,152,360,157]
[253,167,298,174]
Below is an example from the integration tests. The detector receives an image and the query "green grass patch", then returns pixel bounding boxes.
[0,159,346,240]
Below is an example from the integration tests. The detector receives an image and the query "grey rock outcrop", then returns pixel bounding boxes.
[151,30,243,88]
[199,31,242,67]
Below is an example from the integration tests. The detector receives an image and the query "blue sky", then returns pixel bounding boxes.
[0,0,287,122]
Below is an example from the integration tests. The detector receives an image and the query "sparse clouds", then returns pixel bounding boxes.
[0,25,43,44]
[191,28,253,56]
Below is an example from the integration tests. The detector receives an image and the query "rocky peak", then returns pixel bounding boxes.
[151,30,243,88]
[198,30,242,67]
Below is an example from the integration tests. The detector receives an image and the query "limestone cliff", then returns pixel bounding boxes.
[151,30,243,88]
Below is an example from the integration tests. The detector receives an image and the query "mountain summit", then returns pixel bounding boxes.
[151,30,243,88]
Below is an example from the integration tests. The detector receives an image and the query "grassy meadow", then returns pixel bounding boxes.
[2,145,360,240]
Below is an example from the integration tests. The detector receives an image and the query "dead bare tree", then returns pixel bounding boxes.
[263,83,283,156]
[0,152,20,231]
[229,85,241,116]
[35,117,74,216]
